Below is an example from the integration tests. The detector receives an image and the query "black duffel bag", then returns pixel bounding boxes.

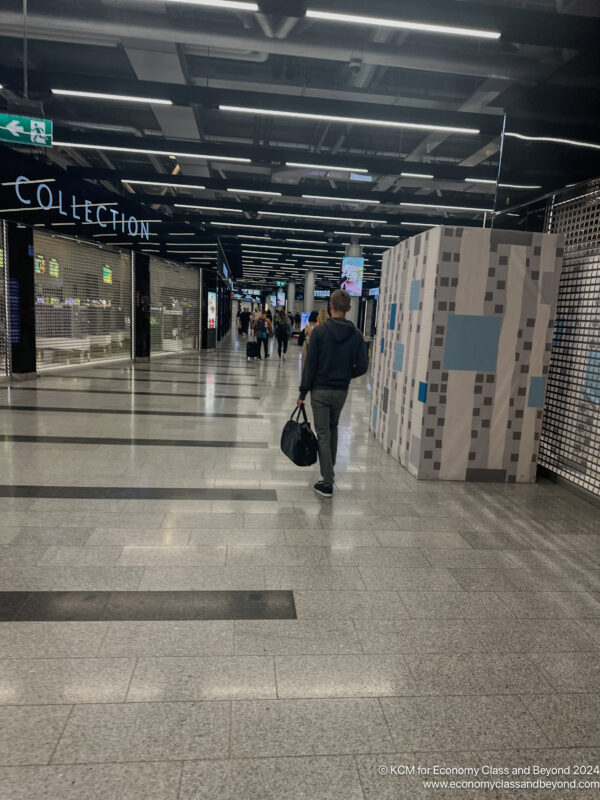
[280,404,318,467]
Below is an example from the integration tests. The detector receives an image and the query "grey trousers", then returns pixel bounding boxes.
[310,388,348,486]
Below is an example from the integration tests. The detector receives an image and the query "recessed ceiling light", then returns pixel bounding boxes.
[401,172,434,179]
[400,221,436,227]
[302,194,380,205]
[164,0,258,9]
[211,222,324,233]
[123,179,206,190]
[227,188,282,197]
[175,203,245,213]
[220,105,480,136]
[259,211,387,224]
[400,202,492,213]
[285,161,368,174]
[52,89,172,105]
[305,10,500,39]
[2,178,55,186]
[333,231,371,237]
[53,141,251,163]
[465,177,541,189]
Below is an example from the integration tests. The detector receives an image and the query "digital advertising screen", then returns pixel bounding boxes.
[103,266,113,284]
[276,292,285,307]
[340,256,364,297]
[269,294,277,307]
[207,291,217,330]
[301,312,310,331]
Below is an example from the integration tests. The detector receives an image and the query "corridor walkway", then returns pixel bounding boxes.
[0,333,599,799]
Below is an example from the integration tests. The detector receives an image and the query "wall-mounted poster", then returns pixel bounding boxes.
[207,291,217,329]
[341,256,364,297]
[276,292,285,307]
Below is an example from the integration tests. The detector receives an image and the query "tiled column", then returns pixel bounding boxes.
[371,226,564,483]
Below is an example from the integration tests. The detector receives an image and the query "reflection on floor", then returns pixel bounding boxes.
[0,333,599,799]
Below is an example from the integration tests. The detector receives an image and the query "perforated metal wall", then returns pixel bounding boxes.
[539,179,600,497]
[0,221,7,376]
[33,231,132,371]
[149,258,200,354]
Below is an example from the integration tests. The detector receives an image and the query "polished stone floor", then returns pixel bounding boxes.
[0,333,599,799]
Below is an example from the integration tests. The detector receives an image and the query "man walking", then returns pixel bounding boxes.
[297,289,368,497]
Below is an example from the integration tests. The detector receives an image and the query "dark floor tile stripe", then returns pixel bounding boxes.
[8,386,261,400]
[0,591,296,621]
[0,485,277,500]
[0,404,263,419]
[39,375,259,387]
[0,434,268,448]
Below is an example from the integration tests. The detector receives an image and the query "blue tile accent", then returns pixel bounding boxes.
[418,382,427,403]
[372,404,378,430]
[443,314,503,372]
[394,343,405,371]
[528,377,547,408]
[409,280,421,311]
[583,351,600,404]
[389,303,397,330]
[380,337,385,354]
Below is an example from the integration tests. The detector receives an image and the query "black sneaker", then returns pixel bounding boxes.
[313,481,333,498]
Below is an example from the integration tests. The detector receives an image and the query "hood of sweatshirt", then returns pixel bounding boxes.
[324,317,356,343]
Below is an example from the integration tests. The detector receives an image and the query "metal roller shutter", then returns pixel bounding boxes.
[0,221,7,376]
[33,231,132,371]
[149,257,200,354]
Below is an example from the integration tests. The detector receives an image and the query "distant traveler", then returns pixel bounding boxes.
[275,308,292,360]
[297,289,368,498]
[240,309,250,335]
[266,307,273,322]
[294,312,301,330]
[302,310,319,363]
[254,311,272,359]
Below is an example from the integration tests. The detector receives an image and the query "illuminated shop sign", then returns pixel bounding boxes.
[12,176,151,240]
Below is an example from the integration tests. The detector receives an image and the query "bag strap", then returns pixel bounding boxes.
[291,404,308,423]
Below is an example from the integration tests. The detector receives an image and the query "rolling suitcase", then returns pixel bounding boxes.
[246,340,260,360]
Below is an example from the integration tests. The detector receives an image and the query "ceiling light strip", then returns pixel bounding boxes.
[305,10,500,40]
[52,89,172,105]
[53,141,251,163]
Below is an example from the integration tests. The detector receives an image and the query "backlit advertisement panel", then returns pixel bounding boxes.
[341,256,364,297]
[207,291,217,329]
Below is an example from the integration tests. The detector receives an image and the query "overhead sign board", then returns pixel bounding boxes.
[0,114,53,147]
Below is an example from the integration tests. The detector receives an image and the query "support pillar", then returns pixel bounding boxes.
[304,270,315,313]
[6,222,36,376]
[286,280,295,314]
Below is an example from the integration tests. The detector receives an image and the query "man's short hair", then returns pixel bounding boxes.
[330,289,351,313]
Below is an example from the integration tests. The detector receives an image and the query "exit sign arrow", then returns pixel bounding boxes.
[0,113,53,147]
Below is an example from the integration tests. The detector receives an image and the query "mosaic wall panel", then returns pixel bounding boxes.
[539,179,600,498]
[371,226,563,483]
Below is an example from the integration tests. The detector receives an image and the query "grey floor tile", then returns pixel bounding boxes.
[264,566,365,590]
[531,652,600,692]
[449,569,522,591]
[234,620,362,655]
[320,515,398,531]
[390,517,474,532]
[190,528,286,546]
[179,756,364,800]
[327,547,430,567]
[127,656,276,701]
[230,698,394,757]
[398,592,514,618]
[38,547,122,566]
[404,653,553,695]
[577,619,600,644]
[0,762,182,800]
[359,567,463,591]
[293,591,408,620]
[457,531,531,550]
[497,592,600,618]
[284,529,380,546]
[275,654,416,698]
[138,566,265,591]
[374,531,472,548]
[86,528,191,546]
[0,658,135,705]
[52,701,230,763]
[8,528,94,547]
[98,621,234,657]
[0,705,71,765]
[226,546,328,566]
[520,693,600,746]
[116,545,227,567]
[380,695,549,749]
[502,568,600,592]
[422,549,519,568]
[0,622,109,657]
[0,547,48,567]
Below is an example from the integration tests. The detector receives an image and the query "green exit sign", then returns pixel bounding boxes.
[275,280,286,287]
[0,113,53,147]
